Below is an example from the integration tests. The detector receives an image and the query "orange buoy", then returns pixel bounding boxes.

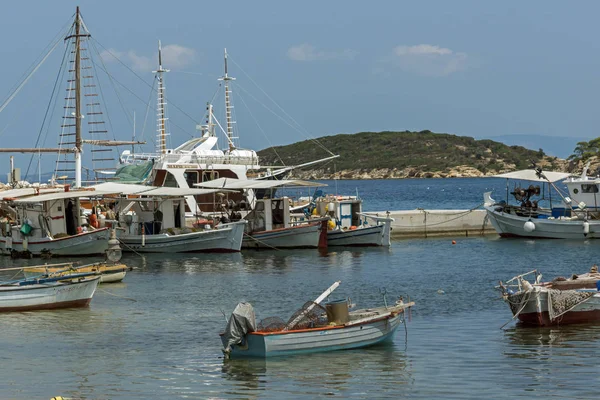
[452,240,456,245]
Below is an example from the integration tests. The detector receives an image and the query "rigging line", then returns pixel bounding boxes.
[235,91,285,166]
[23,40,71,181]
[1,15,73,105]
[93,40,199,126]
[228,55,334,155]
[139,77,157,150]
[89,55,195,142]
[0,39,62,116]
[233,81,332,154]
[89,39,126,155]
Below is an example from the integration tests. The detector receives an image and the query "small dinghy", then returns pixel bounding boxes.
[221,281,414,358]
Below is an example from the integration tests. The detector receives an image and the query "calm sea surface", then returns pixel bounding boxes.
[1,178,598,399]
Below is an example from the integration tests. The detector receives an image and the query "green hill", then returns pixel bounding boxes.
[257,130,558,177]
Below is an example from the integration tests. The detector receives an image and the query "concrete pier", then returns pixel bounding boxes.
[373,209,495,239]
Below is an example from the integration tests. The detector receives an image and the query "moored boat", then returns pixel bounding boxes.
[0,273,101,312]
[312,195,394,246]
[23,262,128,283]
[483,168,600,239]
[497,267,600,326]
[221,281,414,358]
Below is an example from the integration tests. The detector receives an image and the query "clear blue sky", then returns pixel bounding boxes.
[1,1,599,178]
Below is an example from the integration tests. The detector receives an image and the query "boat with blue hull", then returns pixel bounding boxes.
[221,282,413,358]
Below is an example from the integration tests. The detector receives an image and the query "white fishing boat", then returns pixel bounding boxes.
[483,168,600,239]
[91,182,246,253]
[195,177,328,249]
[0,188,113,257]
[497,267,600,326]
[221,281,414,358]
[312,195,394,247]
[0,272,101,312]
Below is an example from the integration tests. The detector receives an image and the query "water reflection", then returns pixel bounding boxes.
[221,345,413,397]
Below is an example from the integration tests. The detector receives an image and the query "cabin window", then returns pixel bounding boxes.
[202,171,219,182]
[184,171,199,188]
[164,172,178,188]
[581,184,599,193]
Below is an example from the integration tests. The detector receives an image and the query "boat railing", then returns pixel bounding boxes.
[497,269,541,293]
[121,152,262,167]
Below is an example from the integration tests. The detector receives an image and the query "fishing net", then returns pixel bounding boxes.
[256,301,328,332]
[285,301,328,331]
[257,317,286,332]
[547,289,594,321]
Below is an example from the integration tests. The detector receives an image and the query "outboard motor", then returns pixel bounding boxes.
[221,302,256,358]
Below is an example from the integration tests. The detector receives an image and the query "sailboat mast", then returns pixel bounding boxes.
[219,49,236,152]
[154,41,170,155]
[74,6,83,187]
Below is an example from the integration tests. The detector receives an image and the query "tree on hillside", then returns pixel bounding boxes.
[568,138,600,161]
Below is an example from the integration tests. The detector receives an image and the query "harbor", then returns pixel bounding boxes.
[2,234,600,399]
[1,3,600,400]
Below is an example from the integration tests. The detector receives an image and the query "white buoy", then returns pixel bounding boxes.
[583,221,590,236]
[524,220,536,233]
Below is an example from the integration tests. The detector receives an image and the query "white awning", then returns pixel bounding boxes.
[0,187,62,200]
[90,182,157,195]
[90,182,231,197]
[492,169,572,183]
[13,190,114,203]
[140,187,230,196]
[194,177,326,190]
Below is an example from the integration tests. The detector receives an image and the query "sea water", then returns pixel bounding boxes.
[0,178,597,399]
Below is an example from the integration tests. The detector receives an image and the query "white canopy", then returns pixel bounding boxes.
[90,182,156,195]
[90,182,230,197]
[492,169,572,183]
[194,177,326,190]
[13,190,114,203]
[141,187,231,196]
[0,187,61,200]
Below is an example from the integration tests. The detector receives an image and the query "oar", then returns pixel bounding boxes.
[283,281,341,331]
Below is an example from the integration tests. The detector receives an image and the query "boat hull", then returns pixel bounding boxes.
[327,224,387,247]
[508,289,600,326]
[242,223,321,249]
[225,315,401,358]
[0,228,110,257]
[119,221,245,253]
[0,276,100,312]
[485,206,598,239]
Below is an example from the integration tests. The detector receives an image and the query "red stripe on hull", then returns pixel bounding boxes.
[0,298,92,313]
[519,310,600,326]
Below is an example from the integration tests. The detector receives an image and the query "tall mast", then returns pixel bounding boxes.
[153,40,170,155]
[218,48,236,152]
[72,7,87,187]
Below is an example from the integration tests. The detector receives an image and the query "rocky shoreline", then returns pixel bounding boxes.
[292,157,594,180]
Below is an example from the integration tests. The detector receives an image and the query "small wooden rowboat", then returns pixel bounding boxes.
[498,267,600,326]
[23,262,128,283]
[221,282,414,358]
[0,273,101,312]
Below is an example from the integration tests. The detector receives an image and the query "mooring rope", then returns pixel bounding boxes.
[243,232,281,251]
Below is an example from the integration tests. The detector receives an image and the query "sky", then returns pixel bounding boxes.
[1,1,599,179]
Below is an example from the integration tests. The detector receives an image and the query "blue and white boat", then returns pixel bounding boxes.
[221,282,414,358]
